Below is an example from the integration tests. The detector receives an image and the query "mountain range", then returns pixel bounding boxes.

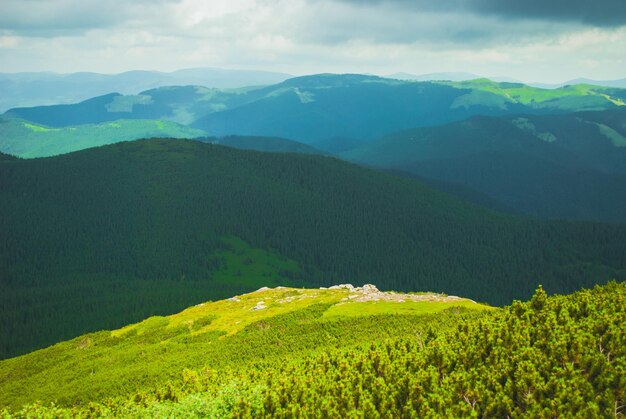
[2,73,626,223]
[386,72,626,89]
[530,77,626,89]
[5,74,625,146]
[0,68,291,112]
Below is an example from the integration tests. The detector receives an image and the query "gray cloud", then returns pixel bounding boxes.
[1,0,618,46]
[0,0,624,83]
[287,1,572,47]
[0,0,178,36]
[337,0,626,27]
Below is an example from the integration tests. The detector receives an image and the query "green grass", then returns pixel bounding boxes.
[0,285,489,409]
[2,282,623,418]
[322,299,489,319]
[596,123,626,146]
[442,79,626,111]
[0,116,206,158]
[23,122,55,132]
[209,236,301,290]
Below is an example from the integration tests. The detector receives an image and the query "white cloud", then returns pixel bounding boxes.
[0,0,624,83]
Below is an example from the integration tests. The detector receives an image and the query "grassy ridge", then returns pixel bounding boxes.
[0,286,488,409]
[1,282,623,417]
[445,79,626,111]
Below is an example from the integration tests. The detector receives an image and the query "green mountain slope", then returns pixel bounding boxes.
[4,85,263,127]
[0,284,489,409]
[1,282,623,417]
[190,74,518,143]
[7,74,624,150]
[344,108,626,222]
[192,75,625,144]
[444,79,626,111]
[1,139,625,359]
[0,116,206,158]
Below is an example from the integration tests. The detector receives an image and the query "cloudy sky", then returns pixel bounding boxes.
[1,0,625,83]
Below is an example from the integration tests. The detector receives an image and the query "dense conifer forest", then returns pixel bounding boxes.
[1,139,625,358]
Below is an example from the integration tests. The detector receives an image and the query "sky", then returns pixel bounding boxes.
[1,0,625,83]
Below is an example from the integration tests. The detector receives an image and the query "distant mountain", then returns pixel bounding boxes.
[386,72,480,81]
[199,135,324,155]
[565,78,626,88]
[193,75,626,144]
[4,85,265,127]
[0,114,322,159]
[311,136,372,154]
[6,74,625,150]
[529,77,626,89]
[0,115,206,158]
[1,138,625,358]
[488,76,525,83]
[442,79,626,112]
[387,73,524,83]
[0,68,292,112]
[343,108,626,222]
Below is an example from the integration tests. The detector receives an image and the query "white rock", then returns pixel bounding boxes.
[329,284,355,290]
[251,301,266,311]
[361,284,379,293]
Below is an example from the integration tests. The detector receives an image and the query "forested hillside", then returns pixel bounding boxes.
[1,139,625,359]
[345,108,626,222]
[1,282,623,417]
